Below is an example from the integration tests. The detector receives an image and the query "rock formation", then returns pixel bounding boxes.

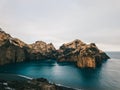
[0,30,28,65]
[0,29,56,64]
[57,39,110,68]
[0,78,75,90]
[28,41,56,60]
[0,28,110,68]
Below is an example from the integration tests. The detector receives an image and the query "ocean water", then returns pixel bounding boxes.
[0,52,120,90]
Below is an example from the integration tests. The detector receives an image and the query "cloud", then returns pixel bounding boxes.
[0,0,120,51]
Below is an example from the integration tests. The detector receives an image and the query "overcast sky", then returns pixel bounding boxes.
[0,0,120,51]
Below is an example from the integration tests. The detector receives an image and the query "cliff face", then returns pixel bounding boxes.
[57,40,110,68]
[0,28,110,68]
[0,30,27,65]
[57,39,85,62]
[28,41,56,60]
[0,29,56,64]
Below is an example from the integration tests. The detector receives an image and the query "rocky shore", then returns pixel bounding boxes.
[0,28,110,68]
[0,77,76,90]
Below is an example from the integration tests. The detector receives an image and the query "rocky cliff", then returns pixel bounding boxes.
[0,28,110,68]
[0,29,56,64]
[28,41,56,60]
[0,29,28,65]
[57,39,110,68]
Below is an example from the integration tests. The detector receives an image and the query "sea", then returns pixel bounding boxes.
[0,52,120,90]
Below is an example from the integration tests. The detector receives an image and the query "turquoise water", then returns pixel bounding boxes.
[0,52,120,90]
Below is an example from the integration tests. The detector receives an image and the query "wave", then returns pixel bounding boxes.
[17,74,33,80]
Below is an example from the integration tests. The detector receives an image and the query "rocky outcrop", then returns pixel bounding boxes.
[0,30,28,65]
[0,29,56,64]
[57,39,85,62]
[0,28,110,68]
[0,29,51,65]
[57,40,110,68]
[0,78,75,90]
[28,41,56,60]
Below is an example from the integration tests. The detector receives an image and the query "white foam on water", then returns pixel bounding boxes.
[17,75,33,80]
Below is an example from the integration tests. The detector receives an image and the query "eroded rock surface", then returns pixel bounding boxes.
[0,30,28,65]
[0,28,110,68]
[57,40,110,68]
[28,41,56,60]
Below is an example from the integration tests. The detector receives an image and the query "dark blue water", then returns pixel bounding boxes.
[0,52,120,90]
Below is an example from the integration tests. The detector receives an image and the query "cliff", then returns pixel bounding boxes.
[0,30,28,65]
[57,39,110,68]
[0,29,56,64]
[28,41,56,60]
[0,28,110,68]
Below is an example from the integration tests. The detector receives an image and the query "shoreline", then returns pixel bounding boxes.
[0,73,32,81]
[0,73,80,90]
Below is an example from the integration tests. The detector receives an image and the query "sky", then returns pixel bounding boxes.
[0,0,120,51]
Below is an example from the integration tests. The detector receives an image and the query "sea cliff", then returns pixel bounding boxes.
[0,28,110,68]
